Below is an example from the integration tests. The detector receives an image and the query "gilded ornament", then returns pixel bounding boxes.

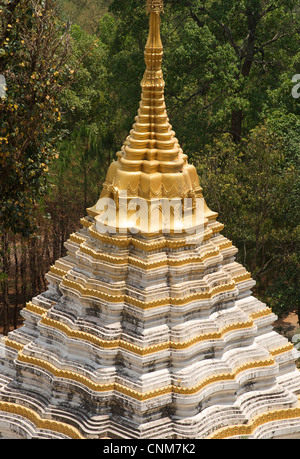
[146,0,164,14]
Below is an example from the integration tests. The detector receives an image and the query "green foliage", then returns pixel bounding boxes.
[0,0,73,237]
[59,0,109,33]
[104,0,300,317]
[1,0,299,322]
[50,19,125,210]
[193,123,299,317]
[106,0,300,148]
[49,124,107,214]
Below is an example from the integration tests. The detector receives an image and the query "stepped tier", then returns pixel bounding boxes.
[0,209,299,439]
[0,2,300,439]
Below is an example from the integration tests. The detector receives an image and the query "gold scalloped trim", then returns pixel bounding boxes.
[61,277,237,308]
[207,401,300,439]
[24,302,48,317]
[80,218,226,250]
[218,241,233,250]
[250,307,273,320]
[38,314,255,355]
[78,244,221,270]
[69,233,87,245]
[15,304,289,357]
[269,343,295,356]
[88,225,212,249]
[49,273,251,308]
[49,266,67,278]
[211,223,225,234]
[21,302,286,357]
[3,338,23,351]
[80,218,93,228]
[24,302,48,314]
[17,350,170,401]
[79,246,128,265]
[0,401,83,439]
[51,231,235,276]
[173,358,276,395]
[22,303,276,357]
[16,350,276,401]
[232,273,252,283]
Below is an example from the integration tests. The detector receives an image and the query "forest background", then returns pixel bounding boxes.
[0,0,299,336]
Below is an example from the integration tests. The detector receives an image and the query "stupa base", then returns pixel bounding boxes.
[1,350,300,440]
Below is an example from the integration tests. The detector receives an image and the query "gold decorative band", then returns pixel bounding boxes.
[1,394,298,440]
[49,242,244,280]
[33,272,255,311]
[49,239,237,282]
[3,339,23,351]
[80,218,93,228]
[16,349,276,401]
[38,315,254,355]
[50,266,68,278]
[0,401,83,439]
[78,244,221,270]
[250,307,273,319]
[24,302,49,316]
[16,303,275,359]
[269,343,294,356]
[87,223,213,250]
[54,241,233,272]
[207,402,300,439]
[69,233,86,244]
[61,277,237,308]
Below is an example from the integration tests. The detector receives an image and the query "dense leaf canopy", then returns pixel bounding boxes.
[0,0,299,333]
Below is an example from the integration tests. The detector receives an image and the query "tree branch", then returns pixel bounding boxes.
[259,29,300,49]
[258,3,281,19]
[219,21,241,58]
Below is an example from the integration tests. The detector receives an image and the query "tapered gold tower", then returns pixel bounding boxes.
[0,1,299,440]
[93,0,209,234]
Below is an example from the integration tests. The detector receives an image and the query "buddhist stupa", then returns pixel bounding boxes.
[0,0,300,440]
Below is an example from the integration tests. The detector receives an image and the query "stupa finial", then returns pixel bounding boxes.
[146,0,164,14]
[97,0,205,214]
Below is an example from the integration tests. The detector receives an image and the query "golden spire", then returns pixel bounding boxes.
[143,1,164,88]
[91,0,214,233]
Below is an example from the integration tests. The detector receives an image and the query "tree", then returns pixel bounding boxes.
[0,0,73,237]
[1,0,298,332]
[193,122,299,319]
[165,0,300,141]
[108,0,300,143]
[59,0,110,34]
[103,0,299,319]
[0,0,73,334]
[52,22,121,210]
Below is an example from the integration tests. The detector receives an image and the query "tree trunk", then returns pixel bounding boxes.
[1,233,10,335]
[230,11,257,142]
[13,235,19,330]
[29,237,38,297]
[231,109,243,142]
[20,240,28,308]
